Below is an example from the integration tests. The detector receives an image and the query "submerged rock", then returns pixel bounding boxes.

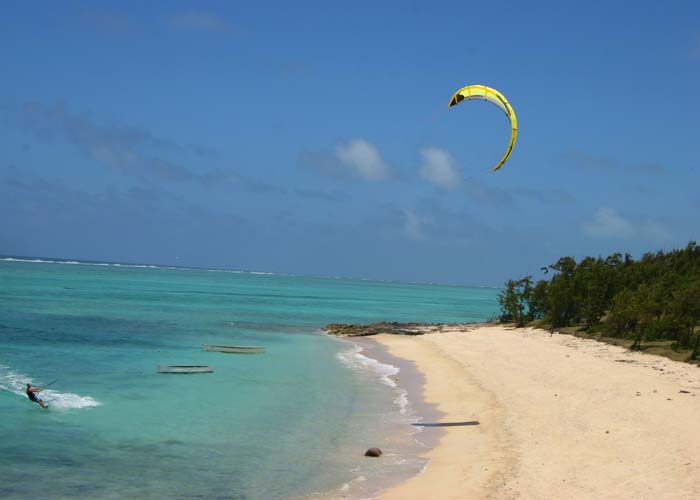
[364,447,382,457]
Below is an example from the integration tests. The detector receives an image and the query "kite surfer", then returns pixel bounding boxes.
[26,383,48,409]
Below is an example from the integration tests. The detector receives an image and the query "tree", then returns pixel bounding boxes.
[548,257,578,328]
[629,284,662,351]
[669,282,700,349]
[577,257,614,330]
[498,276,533,327]
[608,289,637,338]
[528,280,549,320]
[500,241,700,357]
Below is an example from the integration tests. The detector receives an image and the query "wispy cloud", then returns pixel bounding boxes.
[1,170,249,264]
[80,10,234,35]
[561,149,666,175]
[81,11,135,33]
[581,207,670,242]
[419,147,462,190]
[15,102,270,191]
[299,139,392,181]
[294,188,350,202]
[512,186,574,205]
[461,176,514,205]
[3,170,248,225]
[419,147,570,205]
[165,11,232,33]
[368,199,498,245]
[402,208,434,240]
[199,169,283,194]
[20,102,193,181]
[5,172,168,217]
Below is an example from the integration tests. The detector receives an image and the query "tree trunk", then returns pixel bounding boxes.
[691,334,700,360]
[631,328,645,351]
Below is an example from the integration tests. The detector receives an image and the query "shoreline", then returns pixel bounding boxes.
[308,336,440,500]
[362,324,700,499]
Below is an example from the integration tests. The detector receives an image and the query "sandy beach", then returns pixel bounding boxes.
[372,325,700,500]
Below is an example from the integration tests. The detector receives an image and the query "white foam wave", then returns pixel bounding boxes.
[336,345,399,388]
[2,257,50,263]
[1,257,156,270]
[0,364,29,395]
[42,390,99,410]
[393,390,409,415]
[336,474,368,497]
[1,257,296,277]
[0,365,99,410]
[335,345,413,416]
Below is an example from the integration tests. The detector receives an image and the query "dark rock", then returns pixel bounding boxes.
[324,322,428,337]
[323,321,489,337]
[365,447,382,457]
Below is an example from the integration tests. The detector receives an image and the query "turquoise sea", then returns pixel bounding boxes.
[0,258,499,500]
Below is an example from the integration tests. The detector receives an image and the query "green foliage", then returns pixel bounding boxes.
[497,276,532,327]
[499,241,700,355]
[529,280,549,320]
[608,288,637,338]
[547,257,578,328]
[670,281,700,348]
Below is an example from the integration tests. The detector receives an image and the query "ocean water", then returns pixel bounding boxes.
[0,258,499,500]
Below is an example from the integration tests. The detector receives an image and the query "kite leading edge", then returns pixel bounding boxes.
[448,84,517,172]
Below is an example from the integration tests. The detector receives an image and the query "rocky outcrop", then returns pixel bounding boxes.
[323,322,430,337]
[323,321,487,337]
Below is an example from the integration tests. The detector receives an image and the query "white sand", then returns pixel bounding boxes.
[373,325,700,500]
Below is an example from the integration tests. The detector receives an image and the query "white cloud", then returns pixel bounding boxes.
[402,208,433,240]
[335,139,390,181]
[582,208,634,238]
[419,148,462,190]
[582,208,670,242]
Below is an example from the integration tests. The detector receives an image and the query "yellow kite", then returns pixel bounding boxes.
[448,84,517,172]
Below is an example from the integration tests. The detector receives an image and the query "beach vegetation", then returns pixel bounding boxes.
[501,241,700,363]
[497,277,532,327]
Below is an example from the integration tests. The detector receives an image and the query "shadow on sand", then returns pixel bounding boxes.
[412,421,480,427]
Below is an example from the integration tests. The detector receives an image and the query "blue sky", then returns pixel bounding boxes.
[1,1,699,285]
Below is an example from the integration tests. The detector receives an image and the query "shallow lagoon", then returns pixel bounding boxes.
[0,259,498,499]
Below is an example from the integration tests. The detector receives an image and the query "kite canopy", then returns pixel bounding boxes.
[448,84,517,172]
